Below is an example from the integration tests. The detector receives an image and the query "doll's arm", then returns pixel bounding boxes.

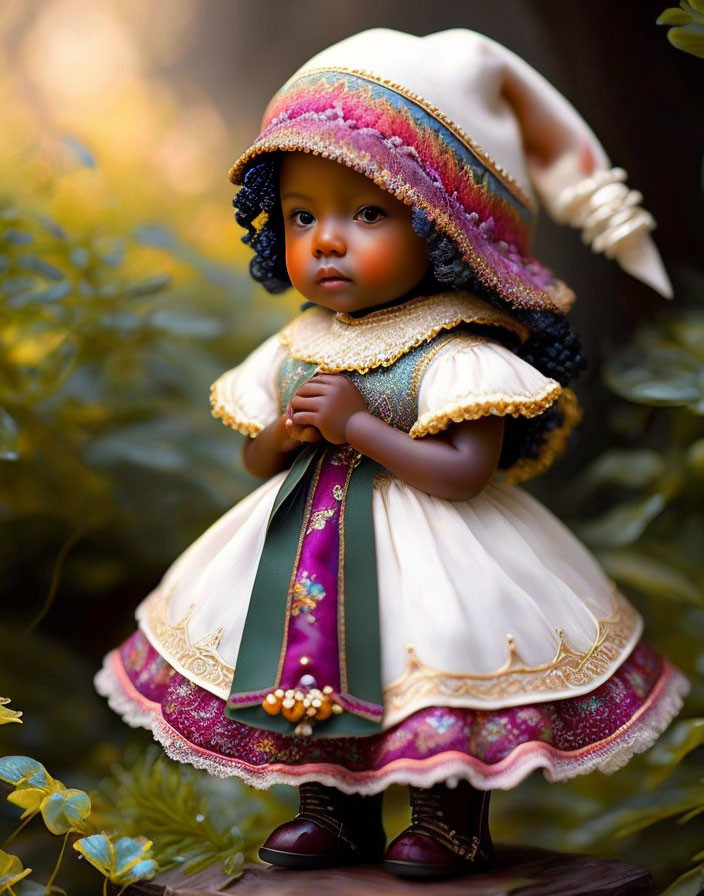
[288,374,503,500]
[346,412,503,500]
[242,415,320,479]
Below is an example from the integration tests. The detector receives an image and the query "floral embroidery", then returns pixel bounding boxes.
[290,571,326,623]
[306,508,336,534]
[332,485,344,501]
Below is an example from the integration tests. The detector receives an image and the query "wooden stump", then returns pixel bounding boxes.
[126,845,653,895]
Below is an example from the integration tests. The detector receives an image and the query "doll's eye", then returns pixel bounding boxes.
[290,210,315,227]
[355,206,386,224]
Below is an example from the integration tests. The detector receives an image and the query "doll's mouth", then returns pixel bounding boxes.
[315,267,352,288]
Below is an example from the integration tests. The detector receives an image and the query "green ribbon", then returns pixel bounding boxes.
[224,444,383,738]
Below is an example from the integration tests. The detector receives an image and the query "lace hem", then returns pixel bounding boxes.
[96,649,689,796]
[94,657,155,730]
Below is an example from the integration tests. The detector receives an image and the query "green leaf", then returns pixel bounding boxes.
[577,494,667,548]
[598,549,703,605]
[0,697,23,725]
[62,135,97,168]
[17,255,65,281]
[2,229,34,245]
[133,224,179,251]
[2,276,36,296]
[147,310,224,338]
[657,7,694,24]
[41,788,92,834]
[686,438,704,474]
[6,281,72,308]
[668,24,704,57]
[73,834,157,885]
[660,862,704,896]
[0,849,32,891]
[36,215,66,239]
[670,315,704,359]
[0,408,20,461]
[127,274,172,297]
[69,247,90,269]
[580,449,665,490]
[86,422,190,472]
[605,348,703,406]
[647,719,704,784]
[0,757,51,789]
[13,880,52,896]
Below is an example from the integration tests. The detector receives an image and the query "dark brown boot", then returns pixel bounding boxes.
[382,780,494,879]
[259,781,385,869]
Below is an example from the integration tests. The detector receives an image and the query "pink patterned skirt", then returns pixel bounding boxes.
[96,628,687,795]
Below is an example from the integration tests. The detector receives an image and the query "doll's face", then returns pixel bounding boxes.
[280,153,429,313]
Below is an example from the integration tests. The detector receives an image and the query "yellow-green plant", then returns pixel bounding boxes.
[658,1,704,58]
[0,850,32,895]
[73,835,156,896]
[91,745,292,877]
[0,701,22,728]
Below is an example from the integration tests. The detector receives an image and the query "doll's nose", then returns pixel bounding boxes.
[312,221,346,257]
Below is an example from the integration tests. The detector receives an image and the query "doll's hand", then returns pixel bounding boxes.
[289,374,368,444]
[283,418,323,443]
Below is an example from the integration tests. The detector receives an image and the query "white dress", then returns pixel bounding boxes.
[139,293,646,720]
[96,292,687,792]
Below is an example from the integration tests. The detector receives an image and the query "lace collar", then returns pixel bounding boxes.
[277,292,527,374]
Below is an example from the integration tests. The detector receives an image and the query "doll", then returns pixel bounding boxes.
[95,29,689,880]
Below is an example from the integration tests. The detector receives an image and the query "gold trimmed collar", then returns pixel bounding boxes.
[277,292,528,374]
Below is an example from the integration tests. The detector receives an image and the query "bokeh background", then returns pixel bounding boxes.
[1,1,703,893]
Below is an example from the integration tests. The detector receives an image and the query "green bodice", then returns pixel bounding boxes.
[278,334,453,434]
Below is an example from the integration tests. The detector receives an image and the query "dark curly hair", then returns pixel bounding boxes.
[233,152,585,474]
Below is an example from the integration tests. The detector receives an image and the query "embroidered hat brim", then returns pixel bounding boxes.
[230,69,575,315]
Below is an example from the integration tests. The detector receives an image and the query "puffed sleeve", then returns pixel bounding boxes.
[410,333,562,438]
[210,333,287,437]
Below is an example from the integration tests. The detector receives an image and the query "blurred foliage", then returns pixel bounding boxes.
[90,745,292,878]
[0,703,154,895]
[658,1,704,58]
[493,305,704,894]
[0,157,293,631]
[0,701,290,893]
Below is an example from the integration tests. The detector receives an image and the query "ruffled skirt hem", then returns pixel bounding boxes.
[95,634,689,796]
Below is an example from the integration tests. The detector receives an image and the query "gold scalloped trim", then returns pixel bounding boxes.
[209,381,264,437]
[502,388,581,485]
[383,590,642,714]
[143,588,234,694]
[278,292,527,374]
[409,381,563,439]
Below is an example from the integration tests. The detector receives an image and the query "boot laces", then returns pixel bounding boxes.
[409,787,480,861]
[297,783,346,840]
